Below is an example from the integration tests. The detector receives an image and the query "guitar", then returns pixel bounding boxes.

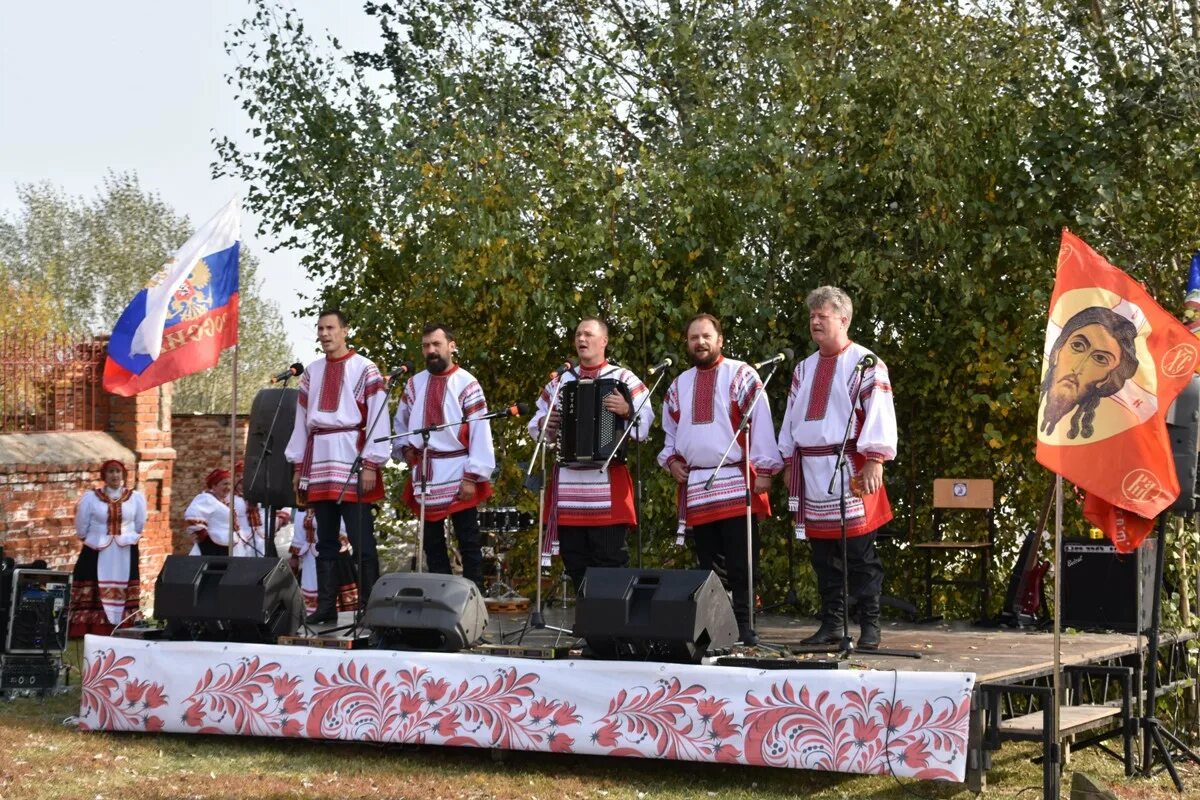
[998,484,1054,626]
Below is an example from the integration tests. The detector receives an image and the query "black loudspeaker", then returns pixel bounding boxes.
[154,556,303,643]
[1061,538,1155,633]
[574,568,738,664]
[1167,375,1200,514]
[243,388,299,508]
[4,569,71,654]
[363,573,488,651]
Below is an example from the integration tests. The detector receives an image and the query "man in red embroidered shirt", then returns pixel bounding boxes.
[658,314,782,645]
[777,287,897,649]
[392,322,496,589]
[285,308,391,623]
[528,317,654,592]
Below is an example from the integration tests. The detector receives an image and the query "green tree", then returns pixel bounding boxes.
[0,172,292,413]
[218,1,1200,614]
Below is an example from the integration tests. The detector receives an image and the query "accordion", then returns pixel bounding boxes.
[557,378,633,465]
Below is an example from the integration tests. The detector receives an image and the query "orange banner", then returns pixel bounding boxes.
[1035,230,1199,551]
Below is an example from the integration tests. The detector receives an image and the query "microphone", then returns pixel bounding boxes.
[550,360,575,379]
[647,356,674,377]
[474,402,529,421]
[857,354,878,369]
[270,362,304,384]
[753,348,794,371]
[387,361,415,384]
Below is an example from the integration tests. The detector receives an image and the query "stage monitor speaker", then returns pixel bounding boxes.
[1167,375,1200,514]
[4,569,71,654]
[243,388,299,509]
[154,556,303,643]
[1061,538,1155,633]
[574,568,737,664]
[364,573,488,651]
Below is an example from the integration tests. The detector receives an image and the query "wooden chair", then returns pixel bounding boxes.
[912,478,995,622]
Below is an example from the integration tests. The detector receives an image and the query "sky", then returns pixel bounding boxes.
[0,1,382,361]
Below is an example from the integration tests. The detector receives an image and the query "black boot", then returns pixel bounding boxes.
[357,556,380,610]
[858,596,882,651]
[305,559,337,625]
[737,622,759,647]
[800,598,845,646]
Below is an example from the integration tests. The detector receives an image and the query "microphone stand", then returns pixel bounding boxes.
[600,367,667,569]
[706,359,782,648]
[792,358,919,659]
[246,377,294,559]
[379,409,522,578]
[509,372,572,642]
[314,374,400,642]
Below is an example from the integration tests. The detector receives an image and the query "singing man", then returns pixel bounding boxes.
[658,313,782,645]
[285,308,391,623]
[528,317,655,591]
[392,322,496,589]
[777,287,897,650]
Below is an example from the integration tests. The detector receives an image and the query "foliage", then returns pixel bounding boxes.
[217,1,1200,617]
[0,172,292,413]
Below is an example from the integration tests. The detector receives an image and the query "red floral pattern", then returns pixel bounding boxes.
[76,638,973,783]
[742,682,971,781]
[179,656,306,737]
[591,679,742,763]
[78,648,168,732]
[305,662,577,752]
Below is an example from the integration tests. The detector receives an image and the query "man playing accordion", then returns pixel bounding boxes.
[528,317,655,591]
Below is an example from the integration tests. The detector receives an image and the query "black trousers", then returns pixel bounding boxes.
[808,530,884,616]
[692,516,760,624]
[195,537,226,557]
[559,524,629,591]
[423,506,483,585]
[311,500,377,562]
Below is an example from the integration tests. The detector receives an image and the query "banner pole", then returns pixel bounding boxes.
[229,344,239,556]
[1052,475,1062,769]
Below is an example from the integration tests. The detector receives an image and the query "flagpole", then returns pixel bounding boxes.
[229,344,239,556]
[1052,474,1062,773]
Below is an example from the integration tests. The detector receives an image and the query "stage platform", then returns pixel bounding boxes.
[77,607,1178,790]
[482,606,1155,685]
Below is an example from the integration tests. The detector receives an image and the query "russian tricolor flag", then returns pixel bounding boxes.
[103,198,241,396]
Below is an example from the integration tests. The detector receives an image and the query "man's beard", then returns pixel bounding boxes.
[1040,382,1083,434]
[426,354,449,373]
[689,349,719,368]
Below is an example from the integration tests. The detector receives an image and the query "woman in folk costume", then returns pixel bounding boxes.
[184,468,254,556]
[287,507,359,615]
[232,460,267,556]
[272,508,295,561]
[69,459,145,636]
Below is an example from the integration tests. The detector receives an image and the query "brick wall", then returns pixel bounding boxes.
[169,413,248,553]
[0,336,175,598]
[0,452,115,566]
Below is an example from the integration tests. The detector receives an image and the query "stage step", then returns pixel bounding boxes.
[1000,704,1121,736]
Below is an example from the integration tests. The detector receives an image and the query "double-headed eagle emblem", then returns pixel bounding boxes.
[146,258,213,322]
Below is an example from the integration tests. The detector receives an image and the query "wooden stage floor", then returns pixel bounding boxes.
[478,604,1151,684]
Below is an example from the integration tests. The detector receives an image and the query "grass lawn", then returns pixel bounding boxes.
[0,646,1195,799]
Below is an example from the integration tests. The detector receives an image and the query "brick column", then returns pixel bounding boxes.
[105,375,176,590]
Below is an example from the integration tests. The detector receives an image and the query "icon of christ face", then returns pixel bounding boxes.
[1039,307,1139,441]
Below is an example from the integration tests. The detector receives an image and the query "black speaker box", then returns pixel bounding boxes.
[574,568,738,663]
[154,556,303,643]
[4,569,71,654]
[1167,375,1200,514]
[243,388,299,508]
[364,573,488,651]
[1061,538,1155,633]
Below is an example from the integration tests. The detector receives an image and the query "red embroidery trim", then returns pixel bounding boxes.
[804,355,838,421]
[318,350,355,413]
[692,362,719,425]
